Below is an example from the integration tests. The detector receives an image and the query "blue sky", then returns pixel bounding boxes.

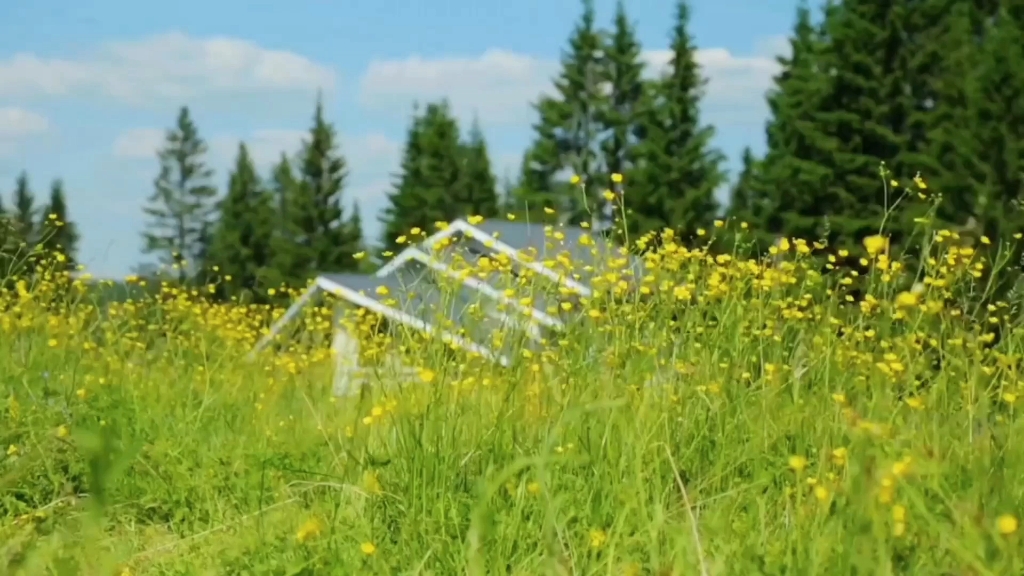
[0,0,801,278]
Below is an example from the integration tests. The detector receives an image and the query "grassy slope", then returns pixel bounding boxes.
[1,228,1023,575]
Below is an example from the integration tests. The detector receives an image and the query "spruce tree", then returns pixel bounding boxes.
[142,106,217,283]
[910,0,1000,236]
[509,124,572,223]
[751,2,841,244]
[380,101,464,254]
[284,97,364,278]
[811,0,911,245]
[269,153,303,287]
[598,1,646,227]
[522,0,606,225]
[12,172,36,247]
[205,143,275,300]
[727,148,759,223]
[626,0,726,241]
[38,179,79,270]
[955,3,1024,278]
[455,118,499,219]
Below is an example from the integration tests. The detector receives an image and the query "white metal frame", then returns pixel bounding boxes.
[398,246,563,330]
[250,217,596,371]
[250,276,511,367]
[376,218,594,297]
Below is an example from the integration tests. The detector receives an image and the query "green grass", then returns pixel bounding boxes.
[2,231,1024,575]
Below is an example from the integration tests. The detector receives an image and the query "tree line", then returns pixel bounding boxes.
[5,0,1024,301]
[0,172,79,283]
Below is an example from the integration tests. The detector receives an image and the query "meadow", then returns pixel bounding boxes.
[2,213,1023,575]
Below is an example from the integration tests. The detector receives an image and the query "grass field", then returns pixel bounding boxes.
[2,222,1023,575]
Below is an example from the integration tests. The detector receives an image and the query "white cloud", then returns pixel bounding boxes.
[112,127,165,159]
[642,48,780,120]
[358,41,786,127]
[359,49,559,125]
[0,106,49,137]
[209,129,306,168]
[0,32,336,105]
[116,127,401,175]
[209,130,401,170]
[0,107,50,155]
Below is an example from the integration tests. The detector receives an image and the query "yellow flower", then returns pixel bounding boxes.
[570,174,581,185]
[418,368,436,384]
[6,444,18,456]
[610,172,623,183]
[48,338,58,348]
[904,396,924,410]
[895,291,919,308]
[296,517,323,543]
[56,425,70,438]
[526,481,541,495]
[360,541,377,555]
[589,528,608,549]
[788,455,808,473]
[467,215,484,224]
[362,470,382,495]
[353,251,366,260]
[863,234,889,256]
[813,485,830,502]
[997,514,1019,535]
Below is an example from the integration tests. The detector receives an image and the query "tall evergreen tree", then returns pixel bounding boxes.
[12,172,36,247]
[142,106,217,283]
[509,128,571,223]
[626,0,726,241]
[810,0,912,245]
[727,148,759,222]
[38,179,79,269]
[598,1,647,229]
[909,0,1001,237]
[521,0,606,225]
[380,101,465,254]
[205,143,276,300]
[750,2,841,244]
[454,118,499,219]
[938,0,1024,296]
[280,96,364,281]
[0,190,13,279]
[268,153,301,287]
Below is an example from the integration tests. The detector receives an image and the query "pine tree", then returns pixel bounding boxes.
[380,101,464,254]
[951,2,1024,290]
[522,0,606,225]
[454,118,499,219]
[38,179,79,270]
[909,0,1000,237]
[12,172,36,247]
[751,2,840,244]
[509,126,571,223]
[727,148,759,223]
[205,143,276,301]
[282,96,363,280]
[142,106,217,283]
[598,1,646,228]
[0,190,13,280]
[810,0,912,245]
[268,153,302,288]
[626,0,726,241]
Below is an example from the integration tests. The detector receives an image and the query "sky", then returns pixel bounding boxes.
[0,0,802,278]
